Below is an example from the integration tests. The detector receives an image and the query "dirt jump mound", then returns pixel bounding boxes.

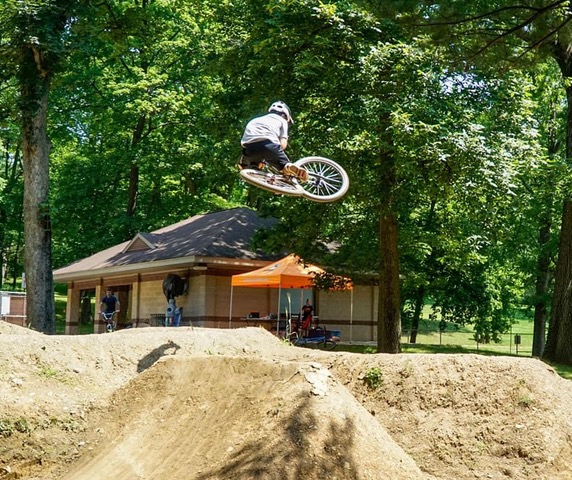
[3,324,572,480]
[61,355,427,480]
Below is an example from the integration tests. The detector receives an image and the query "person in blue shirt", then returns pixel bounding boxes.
[100,289,120,317]
[240,101,309,182]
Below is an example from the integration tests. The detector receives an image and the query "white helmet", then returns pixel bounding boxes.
[268,101,293,123]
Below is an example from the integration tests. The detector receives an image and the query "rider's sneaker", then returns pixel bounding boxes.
[282,163,309,182]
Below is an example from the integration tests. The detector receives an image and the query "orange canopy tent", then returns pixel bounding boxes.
[229,254,353,336]
[231,253,325,289]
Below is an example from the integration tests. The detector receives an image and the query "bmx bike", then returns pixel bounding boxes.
[239,156,349,203]
[100,311,117,333]
[289,326,338,350]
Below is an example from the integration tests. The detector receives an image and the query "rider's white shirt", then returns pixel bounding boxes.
[241,113,288,146]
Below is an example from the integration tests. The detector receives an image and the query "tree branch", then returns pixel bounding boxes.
[417,0,566,28]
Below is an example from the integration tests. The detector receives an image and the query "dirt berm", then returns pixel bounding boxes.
[1,323,572,480]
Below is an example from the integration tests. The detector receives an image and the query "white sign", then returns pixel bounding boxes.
[1,294,9,315]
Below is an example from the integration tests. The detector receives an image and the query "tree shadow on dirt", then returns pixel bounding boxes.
[194,395,360,480]
[137,341,180,373]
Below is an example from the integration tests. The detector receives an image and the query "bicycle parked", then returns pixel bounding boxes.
[289,325,339,350]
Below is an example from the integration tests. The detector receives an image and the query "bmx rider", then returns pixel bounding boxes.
[239,101,309,182]
[99,289,120,331]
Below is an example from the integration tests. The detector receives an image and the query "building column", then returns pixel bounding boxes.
[132,275,141,326]
[94,284,105,333]
[65,284,80,335]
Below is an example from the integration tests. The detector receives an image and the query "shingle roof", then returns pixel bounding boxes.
[53,208,278,280]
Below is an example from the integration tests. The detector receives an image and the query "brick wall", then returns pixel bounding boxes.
[0,292,27,326]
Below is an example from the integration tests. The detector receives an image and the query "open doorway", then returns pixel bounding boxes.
[102,285,131,329]
[79,289,95,334]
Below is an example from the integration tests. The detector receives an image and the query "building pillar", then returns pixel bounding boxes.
[132,275,141,326]
[65,284,80,335]
[94,284,105,333]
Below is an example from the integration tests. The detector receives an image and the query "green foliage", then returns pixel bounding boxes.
[0,419,14,437]
[14,418,31,434]
[0,0,568,354]
[390,0,572,363]
[240,3,558,342]
[0,66,24,287]
[0,417,32,437]
[364,367,383,390]
[48,0,244,265]
[38,364,59,378]
[312,271,353,291]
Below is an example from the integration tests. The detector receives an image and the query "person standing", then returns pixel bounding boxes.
[301,299,314,334]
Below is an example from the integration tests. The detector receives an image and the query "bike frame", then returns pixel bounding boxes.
[239,156,349,203]
[101,311,117,332]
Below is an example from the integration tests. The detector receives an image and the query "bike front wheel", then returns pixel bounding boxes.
[240,168,305,197]
[294,156,349,203]
[322,339,337,350]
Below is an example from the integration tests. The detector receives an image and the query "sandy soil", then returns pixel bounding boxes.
[1,321,571,480]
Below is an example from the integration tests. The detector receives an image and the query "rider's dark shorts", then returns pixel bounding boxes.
[240,140,290,171]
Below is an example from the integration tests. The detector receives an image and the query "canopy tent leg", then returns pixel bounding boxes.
[350,288,354,343]
[277,286,282,334]
[228,285,234,328]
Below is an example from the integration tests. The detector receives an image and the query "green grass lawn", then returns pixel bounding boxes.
[336,341,572,380]
[55,293,67,334]
[336,314,572,381]
[55,292,94,334]
[335,342,572,380]
[400,316,534,356]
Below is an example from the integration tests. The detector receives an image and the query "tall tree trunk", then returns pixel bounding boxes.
[126,162,139,219]
[378,211,401,352]
[377,132,401,353]
[545,48,572,362]
[545,199,572,362]
[126,115,146,221]
[20,53,55,333]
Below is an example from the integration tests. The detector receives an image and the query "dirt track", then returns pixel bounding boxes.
[1,322,572,480]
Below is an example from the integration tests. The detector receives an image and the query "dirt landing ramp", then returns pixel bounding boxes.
[60,356,429,480]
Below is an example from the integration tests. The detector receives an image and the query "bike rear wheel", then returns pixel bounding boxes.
[294,156,349,203]
[240,168,305,196]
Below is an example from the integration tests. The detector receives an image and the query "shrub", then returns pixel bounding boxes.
[364,367,383,390]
